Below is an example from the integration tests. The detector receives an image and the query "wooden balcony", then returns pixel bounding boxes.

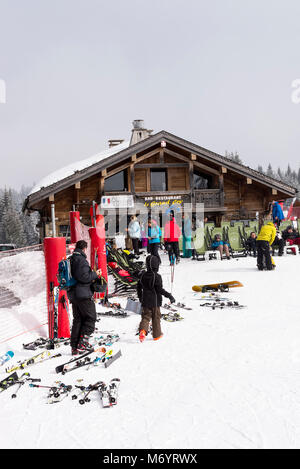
[194,189,226,211]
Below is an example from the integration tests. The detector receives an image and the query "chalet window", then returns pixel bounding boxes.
[104,170,128,192]
[193,171,212,190]
[151,169,167,191]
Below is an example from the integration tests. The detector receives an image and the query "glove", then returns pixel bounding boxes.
[169,295,175,304]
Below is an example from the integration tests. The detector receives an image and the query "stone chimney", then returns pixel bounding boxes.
[108,139,124,148]
[130,120,153,146]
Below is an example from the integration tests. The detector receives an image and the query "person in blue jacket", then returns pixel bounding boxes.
[272,201,285,227]
[211,234,230,260]
[148,219,161,263]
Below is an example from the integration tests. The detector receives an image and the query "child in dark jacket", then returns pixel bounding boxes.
[137,255,175,342]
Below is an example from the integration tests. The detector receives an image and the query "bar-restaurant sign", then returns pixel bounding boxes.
[138,194,190,209]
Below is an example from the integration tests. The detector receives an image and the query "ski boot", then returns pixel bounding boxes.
[139,330,147,343]
[77,335,94,353]
[153,333,164,341]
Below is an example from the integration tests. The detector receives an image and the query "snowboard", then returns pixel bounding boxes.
[0,351,14,366]
[192,280,243,293]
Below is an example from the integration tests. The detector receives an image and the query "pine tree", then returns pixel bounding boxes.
[225,151,243,164]
[257,165,264,174]
[1,189,26,247]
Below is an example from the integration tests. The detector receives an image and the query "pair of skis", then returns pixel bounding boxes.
[97,310,128,318]
[79,378,120,407]
[200,301,246,310]
[6,351,62,374]
[23,337,70,351]
[162,312,184,322]
[55,346,122,375]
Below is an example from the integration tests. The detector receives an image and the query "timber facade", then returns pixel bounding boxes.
[23,122,297,238]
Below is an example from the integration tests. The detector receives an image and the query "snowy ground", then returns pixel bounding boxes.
[1,251,300,449]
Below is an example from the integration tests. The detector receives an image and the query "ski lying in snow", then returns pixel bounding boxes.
[99,379,120,407]
[163,303,192,312]
[91,334,120,347]
[62,347,109,374]
[55,344,107,374]
[104,349,122,368]
[92,349,113,368]
[162,304,178,313]
[175,303,192,310]
[0,351,14,366]
[108,378,120,406]
[0,372,19,393]
[6,351,62,374]
[99,381,111,407]
[97,310,128,318]
[79,382,103,405]
[23,337,70,351]
[162,312,184,322]
[72,384,92,401]
[200,301,246,310]
[192,280,243,293]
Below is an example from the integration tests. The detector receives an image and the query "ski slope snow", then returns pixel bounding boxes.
[1,251,300,449]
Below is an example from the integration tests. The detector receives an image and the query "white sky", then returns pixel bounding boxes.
[0,0,300,189]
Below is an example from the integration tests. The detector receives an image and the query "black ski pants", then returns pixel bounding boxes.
[165,242,180,262]
[257,240,273,270]
[70,298,96,348]
[132,238,140,256]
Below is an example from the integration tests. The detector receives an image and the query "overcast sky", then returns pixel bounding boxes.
[0,0,300,189]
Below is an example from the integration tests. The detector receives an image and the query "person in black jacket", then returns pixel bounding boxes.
[68,240,101,354]
[137,255,175,342]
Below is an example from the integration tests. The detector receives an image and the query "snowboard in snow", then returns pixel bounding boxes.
[192,280,243,293]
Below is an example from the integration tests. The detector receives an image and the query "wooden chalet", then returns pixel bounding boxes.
[23,120,297,238]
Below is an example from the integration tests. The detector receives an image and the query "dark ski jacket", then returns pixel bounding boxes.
[68,248,98,302]
[282,227,300,241]
[137,255,174,308]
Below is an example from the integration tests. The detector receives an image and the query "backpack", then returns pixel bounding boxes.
[57,256,77,291]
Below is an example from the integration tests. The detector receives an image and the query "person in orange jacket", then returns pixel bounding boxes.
[164,210,182,264]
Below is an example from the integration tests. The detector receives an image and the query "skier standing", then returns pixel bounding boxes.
[137,255,175,342]
[68,240,101,354]
[272,201,285,228]
[128,215,141,257]
[148,219,161,263]
[256,218,276,270]
[164,210,181,264]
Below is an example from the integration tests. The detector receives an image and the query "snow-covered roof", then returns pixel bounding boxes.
[29,140,130,196]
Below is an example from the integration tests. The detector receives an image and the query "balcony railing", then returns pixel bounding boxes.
[194,189,224,208]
